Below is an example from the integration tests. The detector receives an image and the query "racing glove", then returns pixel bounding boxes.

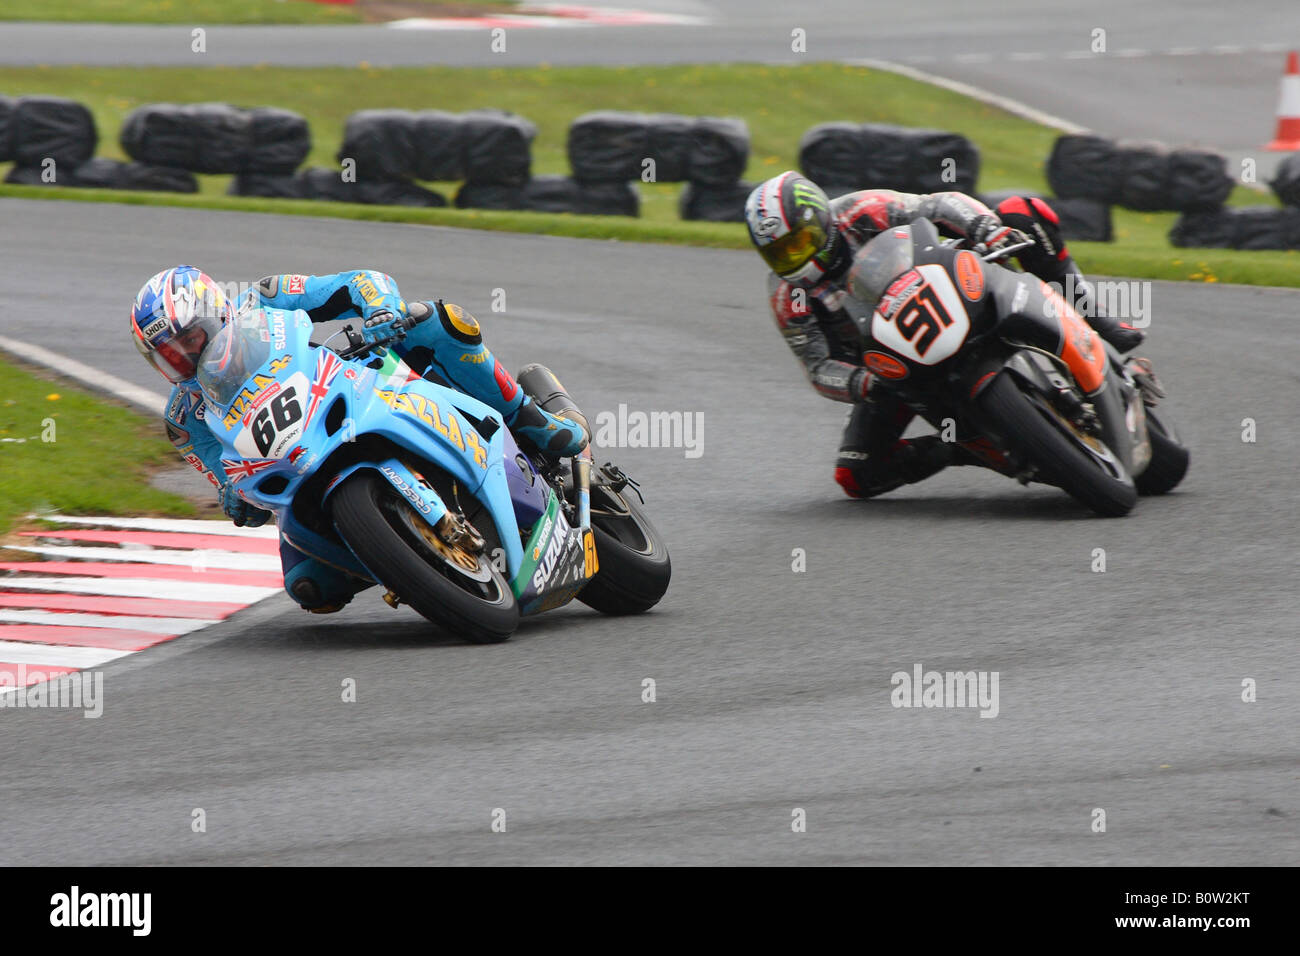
[969,215,1032,256]
[358,308,405,345]
[848,367,874,403]
[219,483,272,528]
[356,274,411,345]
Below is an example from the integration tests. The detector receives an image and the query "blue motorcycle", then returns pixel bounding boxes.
[194,306,670,643]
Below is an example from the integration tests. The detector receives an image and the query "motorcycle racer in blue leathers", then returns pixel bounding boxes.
[129,265,588,613]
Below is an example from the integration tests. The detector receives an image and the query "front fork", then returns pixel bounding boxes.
[572,444,592,532]
[1105,344,1152,476]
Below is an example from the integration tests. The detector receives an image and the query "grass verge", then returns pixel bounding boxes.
[0,180,746,246]
[0,63,1295,286]
[0,356,194,535]
[0,1,516,25]
[1,0,362,24]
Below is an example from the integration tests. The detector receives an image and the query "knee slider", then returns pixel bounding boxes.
[286,573,326,610]
[282,553,353,611]
[834,465,867,498]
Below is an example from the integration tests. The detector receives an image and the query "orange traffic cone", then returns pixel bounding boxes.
[1266,51,1300,151]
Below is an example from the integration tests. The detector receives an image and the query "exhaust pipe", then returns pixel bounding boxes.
[516,364,589,441]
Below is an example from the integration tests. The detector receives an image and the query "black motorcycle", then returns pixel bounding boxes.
[839,218,1189,516]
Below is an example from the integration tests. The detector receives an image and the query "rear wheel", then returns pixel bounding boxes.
[578,480,671,615]
[1135,407,1190,495]
[978,372,1137,517]
[330,470,518,643]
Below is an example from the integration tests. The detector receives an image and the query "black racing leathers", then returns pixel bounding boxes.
[766,188,1091,498]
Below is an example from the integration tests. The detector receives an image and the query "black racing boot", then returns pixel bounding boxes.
[894,436,957,482]
[993,195,1146,353]
[1069,269,1146,353]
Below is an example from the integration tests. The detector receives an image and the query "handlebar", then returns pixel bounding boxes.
[941,234,1037,263]
[981,239,1036,262]
[334,326,372,361]
[333,308,427,362]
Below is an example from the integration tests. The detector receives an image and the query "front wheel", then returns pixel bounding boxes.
[330,470,518,643]
[978,372,1137,517]
[578,480,671,615]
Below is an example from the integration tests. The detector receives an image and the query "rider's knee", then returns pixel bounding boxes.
[283,558,360,613]
[834,465,870,498]
[834,463,896,499]
[433,300,483,347]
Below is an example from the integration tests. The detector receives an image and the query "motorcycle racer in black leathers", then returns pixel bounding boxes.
[745,171,1150,498]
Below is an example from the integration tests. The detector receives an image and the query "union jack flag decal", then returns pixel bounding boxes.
[221,458,279,482]
[305,350,344,427]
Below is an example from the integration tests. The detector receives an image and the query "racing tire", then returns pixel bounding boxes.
[1135,407,1190,496]
[330,470,518,643]
[577,481,671,615]
[979,372,1137,517]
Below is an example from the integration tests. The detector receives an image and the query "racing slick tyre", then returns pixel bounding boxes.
[577,480,671,615]
[979,372,1138,517]
[330,470,518,643]
[1135,407,1190,495]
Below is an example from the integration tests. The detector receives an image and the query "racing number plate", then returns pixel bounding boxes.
[871,264,972,366]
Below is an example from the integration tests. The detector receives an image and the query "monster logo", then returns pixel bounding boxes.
[792,181,827,212]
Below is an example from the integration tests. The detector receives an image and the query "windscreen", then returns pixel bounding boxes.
[845,227,917,311]
[196,314,274,407]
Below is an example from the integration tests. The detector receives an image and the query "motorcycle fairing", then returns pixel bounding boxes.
[198,308,527,579]
[512,491,598,615]
[984,270,1108,395]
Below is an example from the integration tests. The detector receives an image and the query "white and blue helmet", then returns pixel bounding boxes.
[129,265,232,384]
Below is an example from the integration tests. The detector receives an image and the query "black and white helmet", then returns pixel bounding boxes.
[745,171,843,286]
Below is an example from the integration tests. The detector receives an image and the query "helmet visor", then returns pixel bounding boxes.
[149,320,218,384]
[759,220,829,278]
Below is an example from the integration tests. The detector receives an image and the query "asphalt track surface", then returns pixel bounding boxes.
[0,198,1296,864]
[1,0,1296,161]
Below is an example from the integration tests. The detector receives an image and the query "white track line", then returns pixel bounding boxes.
[0,336,165,416]
[0,609,213,634]
[0,576,279,605]
[387,4,706,29]
[7,544,281,571]
[901,44,1284,64]
[846,58,1088,134]
[388,14,570,29]
[0,640,130,668]
[34,515,280,539]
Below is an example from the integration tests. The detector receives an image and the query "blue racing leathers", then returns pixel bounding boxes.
[163,270,586,611]
[253,270,406,342]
